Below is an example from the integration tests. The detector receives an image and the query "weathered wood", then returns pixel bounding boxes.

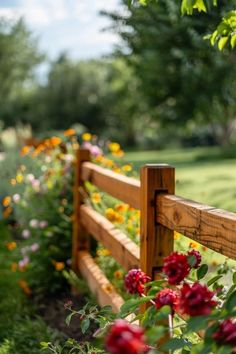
[78,251,124,312]
[72,149,91,272]
[81,162,140,209]
[80,204,140,270]
[140,165,175,280]
[156,194,236,260]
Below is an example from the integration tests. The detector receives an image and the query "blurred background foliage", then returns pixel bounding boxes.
[0,0,236,149]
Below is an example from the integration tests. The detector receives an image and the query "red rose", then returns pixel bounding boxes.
[154,288,178,313]
[163,252,190,285]
[187,250,201,269]
[105,319,147,354]
[179,282,216,316]
[213,319,236,347]
[124,269,150,295]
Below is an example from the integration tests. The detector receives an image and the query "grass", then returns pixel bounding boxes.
[122,145,236,212]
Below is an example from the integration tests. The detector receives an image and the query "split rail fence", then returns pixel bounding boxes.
[72,149,236,313]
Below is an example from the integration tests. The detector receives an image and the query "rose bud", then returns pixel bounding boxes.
[124,269,150,296]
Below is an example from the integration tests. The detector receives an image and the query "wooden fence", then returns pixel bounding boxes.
[72,149,236,312]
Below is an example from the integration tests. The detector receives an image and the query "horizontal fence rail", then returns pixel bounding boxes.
[80,204,140,270]
[156,194,236,260]
[81,161,141,209]
[72,148,236,316]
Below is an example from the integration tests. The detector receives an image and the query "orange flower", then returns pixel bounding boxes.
[20,145,31,156]
[102,283,114,294]
[91,192,101,204]
[64,128,76,137]
[189,241,198,249]
[3,207,13,219]
[112,150,125,158]
[114,204,129,213]
[6,241,17,251]
[11,262,18,271]
[2,196,11,207]
[50,136,62,147]
[52,261,65,271]
[114,270,123,279]
[18,279,32,296]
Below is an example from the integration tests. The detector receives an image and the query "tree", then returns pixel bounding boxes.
[104,0,236,145]
[0,18,43,126]
[134,0,236,50]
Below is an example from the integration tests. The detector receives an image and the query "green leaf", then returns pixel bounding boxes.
[225,290,236,311]
[81,318,90,334]
[161,338,191,351]
[207,275,222,287]
[186,315,209,332]
[146,326,166,344]
[197,264,208,280]
[231,33,236,48]
[187,255,197,268]
[233,272,236,284]
[40,342,49,348]
[218,36,228,51]
[66,312,74,326]
[120,296,153,317]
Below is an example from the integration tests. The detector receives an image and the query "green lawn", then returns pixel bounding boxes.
[122,146,236,212]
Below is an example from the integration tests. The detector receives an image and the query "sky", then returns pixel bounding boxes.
[0,0,121,60]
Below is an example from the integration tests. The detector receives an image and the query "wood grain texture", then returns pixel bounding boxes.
[140,165,175,280]
[80,204,140,270]
[81,162,140,209]
[78,251,124,312]
[156,194,236,260]
[72,149,91,272]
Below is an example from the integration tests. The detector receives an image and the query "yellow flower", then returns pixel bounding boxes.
[114,270,123,279]
[2,196,11,207]
[6,241,17,251]
[97,248,110,257]
[104,159,114,168]
[122,164,132,172]
[18,279,32,296]
[212,260,218,267]
[82,133,92,141]
[91,192,101,204]
[105,208,117,222]
[108,142,120,153]
[112,167,121,173]
[16,174,24,183]
[11,262,18,271]
[189,241,198,249]
[174,231,180,240]
[115,214,125,223]
[3,207,13,219]
[10,178,17,186]
[64,128,76,137]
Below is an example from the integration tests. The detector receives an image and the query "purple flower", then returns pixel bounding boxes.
[22,229,31,239]
[31,243,40,252]
[39,220,48,229]
[29,219,39,228]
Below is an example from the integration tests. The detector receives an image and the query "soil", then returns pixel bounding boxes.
[35,290,97,342]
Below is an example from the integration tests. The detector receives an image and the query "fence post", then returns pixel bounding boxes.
[72,148,91,273]
[140,164,175,280]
